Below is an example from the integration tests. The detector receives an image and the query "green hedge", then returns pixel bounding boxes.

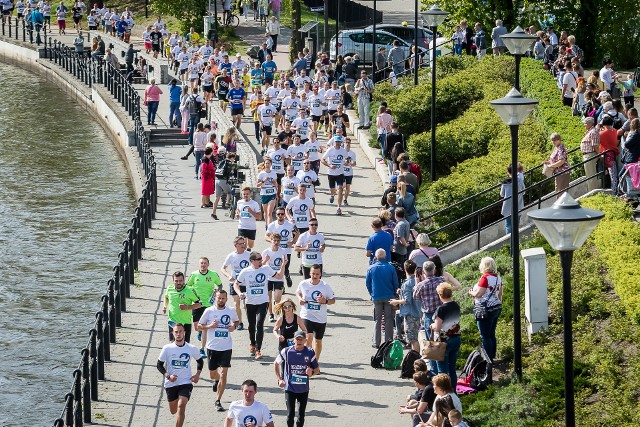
[447,195,640,425]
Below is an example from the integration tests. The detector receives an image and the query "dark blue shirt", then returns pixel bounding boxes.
[276,346,319,393]
[219,62,232,73]
[365,259,400,301]
[228,87,246,106]
[168,85,182,103]
[261,61,277,78]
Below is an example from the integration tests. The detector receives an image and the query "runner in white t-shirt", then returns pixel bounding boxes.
[235,187,262,250]
[280,165,300,207]
[308,86,326,134]
[295,219,325,279]
[266,205,297,288]
[286,135,308,174]
[157,323,203,425]
[291,108,311,143]
[322,137,348,215]
[197,291,239,412]
[295,265,335,360]
[304,132,323,174]
[285,183,315,235]
[225,379,274,427]
[235,252,286,360]
[257,157,278,226]
[265,137,286,197]
[221,237,251,330]
[296,160,319,202]
[262,234,288,322]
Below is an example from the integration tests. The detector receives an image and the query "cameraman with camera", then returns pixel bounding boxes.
[212,148,236,220]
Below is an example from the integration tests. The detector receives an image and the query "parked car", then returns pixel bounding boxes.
[363,24,433,50]
[329,29,426,64]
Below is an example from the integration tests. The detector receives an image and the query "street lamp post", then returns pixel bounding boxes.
[500,26,537,91]
[414,0,419,86]
[490,88,538,381]
[421,4,449,181]
[528,193,604,427]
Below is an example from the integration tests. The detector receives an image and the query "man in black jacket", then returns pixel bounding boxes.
[461,19,474,55]
[257,42,272,64]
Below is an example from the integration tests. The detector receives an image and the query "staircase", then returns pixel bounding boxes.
[147,128,188,145]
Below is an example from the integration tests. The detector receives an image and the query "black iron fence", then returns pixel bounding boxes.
[1,15,49,46]
[12,38,159,427]
[423,149,612,252]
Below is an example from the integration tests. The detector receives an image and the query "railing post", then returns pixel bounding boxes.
[101,295,112,359]
[128,228,138,271]
[476,213,482,251]
[89,329,99,401]
[107,284,116,343]
[9,16,12,38]
[81,348,91,424]
[111,277,122,327]
[65,393,74,426]
[94,311,105,380]
[119,250,131,298]
[73,369,83,427]
[22,20,26,42]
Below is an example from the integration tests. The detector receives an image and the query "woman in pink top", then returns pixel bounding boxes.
[143,79,163,125]
[376,105,393,161]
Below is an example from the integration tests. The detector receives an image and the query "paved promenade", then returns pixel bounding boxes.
[80,20,408,427]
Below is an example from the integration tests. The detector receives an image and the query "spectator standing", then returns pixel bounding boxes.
[474,22,486,59]
[365,217,393,264]
[391,208,411,264]
[413,261,444,373]
[599,115,620,193]
[499,163,524,235]
[580,116,600,191]
[544,132,570,198]
[365,249,400,348]
[375,46,387,81]
[390,260,421,351]
[266,16,280,52]
[491,19,507,55]
[430,283,461,385]
[354,70,374,130]
[143,79,163,126]
[388,40,405,78]
[408,233,439,279]
[461,20,474,55]
[469,257,503,362]
[167,79,182,128]
[599,59,617,92]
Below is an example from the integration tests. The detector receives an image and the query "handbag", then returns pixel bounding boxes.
[473,276,500,321]
[422,333,447,362]
[542,163,555,177]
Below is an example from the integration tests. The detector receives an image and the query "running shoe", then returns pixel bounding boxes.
[197,331,202,341]
[269,314,275,323]
[200,348,206,359]
[249,345,256,356]
[255,350,263,360]
[212,380,218,393]
[343,198,349,206]
[329,195,334,204]
[237,322,244,331]
[336,207,342,215]
[215,400,224,412]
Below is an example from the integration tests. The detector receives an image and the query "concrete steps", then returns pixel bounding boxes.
[147,128,187,145]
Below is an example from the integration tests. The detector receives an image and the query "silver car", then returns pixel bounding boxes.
[329,29,423,63]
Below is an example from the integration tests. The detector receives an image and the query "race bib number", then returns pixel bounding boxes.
[264,188,275,195]
[306,253,317,260]
[284,189,294,196]
[292,160,302,168]
[250,288,264,295]
[344,167,351,173]
[291,375,308,384]
[296,216,307,223]
[214,330,229,338]
[308,147,317,153]
[280,243,289,250]
[307,302,321,310]
[331,159,342,166]
[240,212,251,218]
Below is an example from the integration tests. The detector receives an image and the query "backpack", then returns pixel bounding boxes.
[371,339,394,369]
[383,339,404,370]
[608,113,624,130]
[215,158,231,179]
[457,348,493,391]
[389,260,406,283]
[400,349,421,379]
[189,95,204,117]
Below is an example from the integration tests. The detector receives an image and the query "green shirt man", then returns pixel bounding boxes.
[187,257,223,308]
[163,271,201,342]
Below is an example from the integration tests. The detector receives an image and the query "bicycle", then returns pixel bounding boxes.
[217,4,240,28]
[226,178,241,218]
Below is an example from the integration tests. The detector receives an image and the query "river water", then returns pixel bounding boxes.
[0,61,136,426]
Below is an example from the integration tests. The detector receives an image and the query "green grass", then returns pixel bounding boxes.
[279,0,336,29]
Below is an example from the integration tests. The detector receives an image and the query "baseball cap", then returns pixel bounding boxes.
[390,175,398,183]
[582,116,594,124]
[294,330,306,339]
[236,53,241,57]
[598,91,610,100]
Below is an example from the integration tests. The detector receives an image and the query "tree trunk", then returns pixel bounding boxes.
[576,0,598,67]
[290,0,303,64]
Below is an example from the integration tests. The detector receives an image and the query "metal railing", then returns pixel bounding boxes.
[1,15,49,47]
[423,149,610,252]
[375,38,453,85]
[37,40,157,427]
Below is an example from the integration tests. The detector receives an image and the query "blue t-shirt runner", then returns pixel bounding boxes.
[262,60,277,80]
[228,87,246,112]
[276,345,319,393]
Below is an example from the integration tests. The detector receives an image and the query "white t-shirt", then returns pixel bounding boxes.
[237,199,260,230]
[308,94,325,116]
[296,231,324,266]
[231,59,247,71]
[226,400,274,427]
[323,146,347,176]
[237,265,277,305]
[158,342,201,388]
[343,150,356,176]
[142,30,151,43]
[296,279,335,323]
[199,45,213,60]
[286,197,314,229]
[280,176,300,204]
[295,169,318,199]
[201,71,215,86]
[324,89,341,110]
[305,139,322,161]
[223,250,251,282]
[266,220,296,254]
[199,306,239,351]
[262,247,287,282]
[562,71,578,98]
[291,117,311,139]
[258,104,277,127]
[294,75,312,89]
[257,171,276,197]
[266,147,286,173]
[287,144,307,170]
[188,62,200,80]
[176,52,192,70]
[282,96,301,120]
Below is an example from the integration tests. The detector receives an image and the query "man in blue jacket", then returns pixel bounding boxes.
[167,79,182,128]
[365,249,399,348]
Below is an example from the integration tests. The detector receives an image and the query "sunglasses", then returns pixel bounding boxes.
[309,224,318,227]
[283,305,294,309]
[251,257,263,262]
[276,213,285,216]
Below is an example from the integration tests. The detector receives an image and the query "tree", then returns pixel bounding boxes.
[151,0,208,33]
[290,0,303,64]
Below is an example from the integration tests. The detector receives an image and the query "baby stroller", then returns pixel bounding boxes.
[618,162,640,200]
